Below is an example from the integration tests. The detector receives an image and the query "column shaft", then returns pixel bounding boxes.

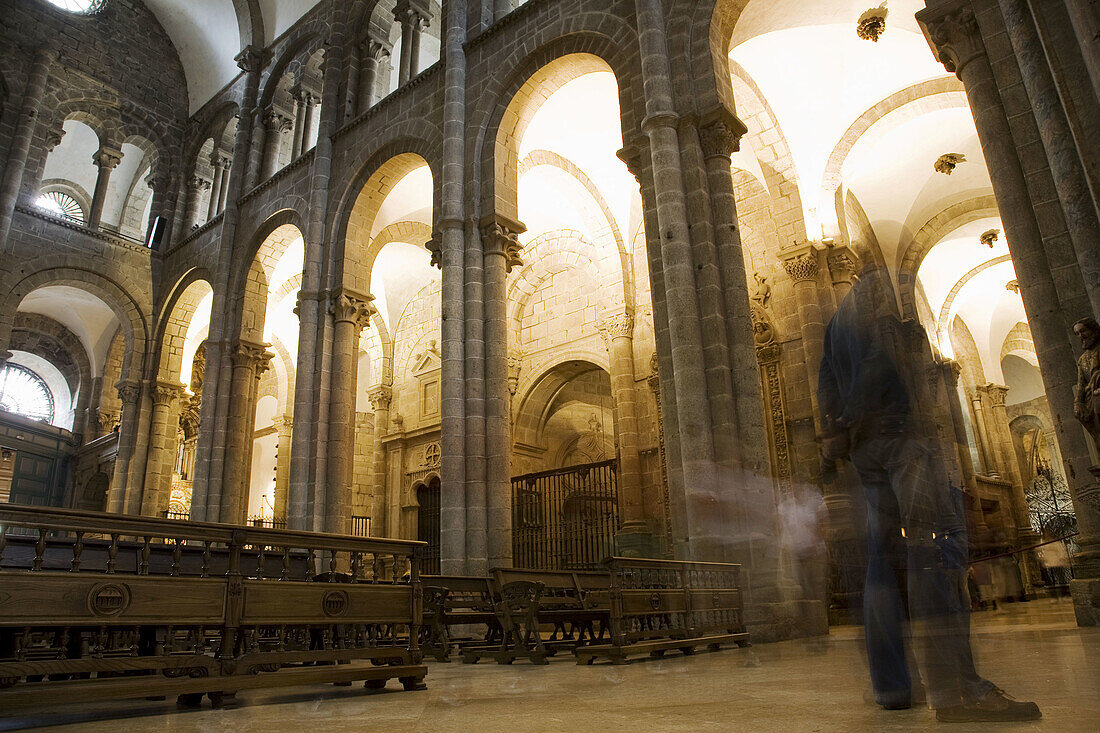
[87,147,122,229]
[273,416,293,520]
[107,382,141,514]
[368,387,392,535]
[221,342,272,524]
[0,45,53,249]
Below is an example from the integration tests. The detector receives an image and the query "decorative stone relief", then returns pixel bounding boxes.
[934,153,967,175]
[507,353,523,396]
[749,272,771,308]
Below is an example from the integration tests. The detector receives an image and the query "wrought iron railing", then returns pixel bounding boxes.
[511,459,619,571]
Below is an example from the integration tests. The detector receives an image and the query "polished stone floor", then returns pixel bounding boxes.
[4,598,1097,732]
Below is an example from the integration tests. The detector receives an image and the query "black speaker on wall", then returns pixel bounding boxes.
[146,216,167,250]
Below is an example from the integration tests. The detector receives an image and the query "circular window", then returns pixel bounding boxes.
[0,364,55,423]
[42,0,106,14]
[36,191,85,223]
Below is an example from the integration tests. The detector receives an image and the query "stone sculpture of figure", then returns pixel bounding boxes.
[750,271,771,308]
[1073,316,1100,449]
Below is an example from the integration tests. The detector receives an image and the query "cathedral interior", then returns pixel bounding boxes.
[0,0,1098,728]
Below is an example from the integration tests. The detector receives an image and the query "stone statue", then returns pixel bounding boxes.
[1073,317,1100,448]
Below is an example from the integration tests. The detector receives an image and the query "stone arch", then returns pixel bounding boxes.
[9,312,92,429]
[935,254,1013,349]
[155,271,214,385]
[336,149,437,294]
[361,219,433,286]
[258,33,326,112]
[818,77,967,220]
[512,359,611,449]
[950,315,987,389]
[0,266,149,383]
[37,178,92,221]
[235,212,306,344]
[518,149,631,305]
[183,101,240,176]
[728,60,802,208]
[896,195,1000,320]
[471,32,643,224]
[1000,321,1037,365]
[507,229,601,352]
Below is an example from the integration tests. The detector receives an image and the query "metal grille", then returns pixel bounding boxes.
[417,478,441,575]
[512,459,619,570]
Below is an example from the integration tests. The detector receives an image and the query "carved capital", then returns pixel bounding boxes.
[145,172,169,192]
[596,312,635,349]
[361,39,391,61]
[275,415,295,435]
[616,144,648,182]
[93,147,123,171]
[826,247,860,284]
[209,152,232,170]
[977,382,1009,407]
[44,128,66,153]
[263,109,293,133]
[394,0,430,29]
[97,409,116,431]
[481,219,525,272]
[367,384,393,411]
[781,250,820,283]
[293,88,320,107]
[231,341,274,375]
[152,382,186,407]
[698,118,744,159]
[236,45,265,74]
[917,6,985,76]
[187,175,212,193]
[426,233,442,270]
[331,290,377,331]
[116,380,141,405]
[941,359,963,387]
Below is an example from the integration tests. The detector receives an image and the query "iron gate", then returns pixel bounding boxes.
[512,459,619,570]
[417,477,442,575]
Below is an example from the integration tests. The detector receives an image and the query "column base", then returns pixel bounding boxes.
[614,523,660,558]
[1070,578,1100,626]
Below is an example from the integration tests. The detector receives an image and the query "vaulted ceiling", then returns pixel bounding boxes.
[141,0,323,113]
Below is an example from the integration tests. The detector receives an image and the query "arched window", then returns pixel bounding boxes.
[41,0,107,14]
[35,191,85,224]
[0,364,55,423]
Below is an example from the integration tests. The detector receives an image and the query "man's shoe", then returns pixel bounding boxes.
[935,688,1041,722]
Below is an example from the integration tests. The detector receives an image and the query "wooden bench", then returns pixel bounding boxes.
[575,557,751,665]
[461,568,612,665]
[419,575,502,662]
[0,503,429,713]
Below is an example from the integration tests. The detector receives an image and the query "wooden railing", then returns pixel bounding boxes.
[0,503,427,712]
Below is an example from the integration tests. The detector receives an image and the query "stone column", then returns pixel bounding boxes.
[260,110,292,180]
[941,360,979,482]
[140,382,186,517]
[357,41,389,112]
[144,173,169,240]
[780,245,826,422]
[482,218,523,567]
[998,0,1100,317]
[918,2,1100,620]
[107,381,142,514]
[977,382,1043,592]
[273,414,294,521]
[0,44,54,250]
[206,153,229,221]
[291,91,308,160]
[182,176,210,233]
[368,385,393,535]
[394,1,429,86]
[826,246,860,304]
[325,290,376,534]
[597,312,651,554]
[87,146,123,229]
[220,341,273,524]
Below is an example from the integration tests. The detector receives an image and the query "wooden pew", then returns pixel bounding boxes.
[0,503,428,713]
[461,568,612,665]
[419,575,502,662]
[575,557,751,665]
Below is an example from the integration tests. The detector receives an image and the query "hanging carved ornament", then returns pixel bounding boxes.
[934,153,967,175]
[1006,280,1020,294]
[980,228,1000,247]
[857,6,888,42]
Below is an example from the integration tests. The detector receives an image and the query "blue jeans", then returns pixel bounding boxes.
[850,433,995,709]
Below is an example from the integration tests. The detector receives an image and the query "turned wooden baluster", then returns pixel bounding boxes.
[305,548,316,581]
[280,546,290,581]
[371,552,382,583]
[32,527,46,571]
[170,538,183,576]
[201,540,212,577]
[70,531,84,572]
[139,536,152,575]
[256,542,266,579]
[106,533,119,574]
[0,524,7,566]
[350,551,361,583]
[328,549,337,580]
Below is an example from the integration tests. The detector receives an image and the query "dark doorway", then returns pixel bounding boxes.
[417,477,441,575]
